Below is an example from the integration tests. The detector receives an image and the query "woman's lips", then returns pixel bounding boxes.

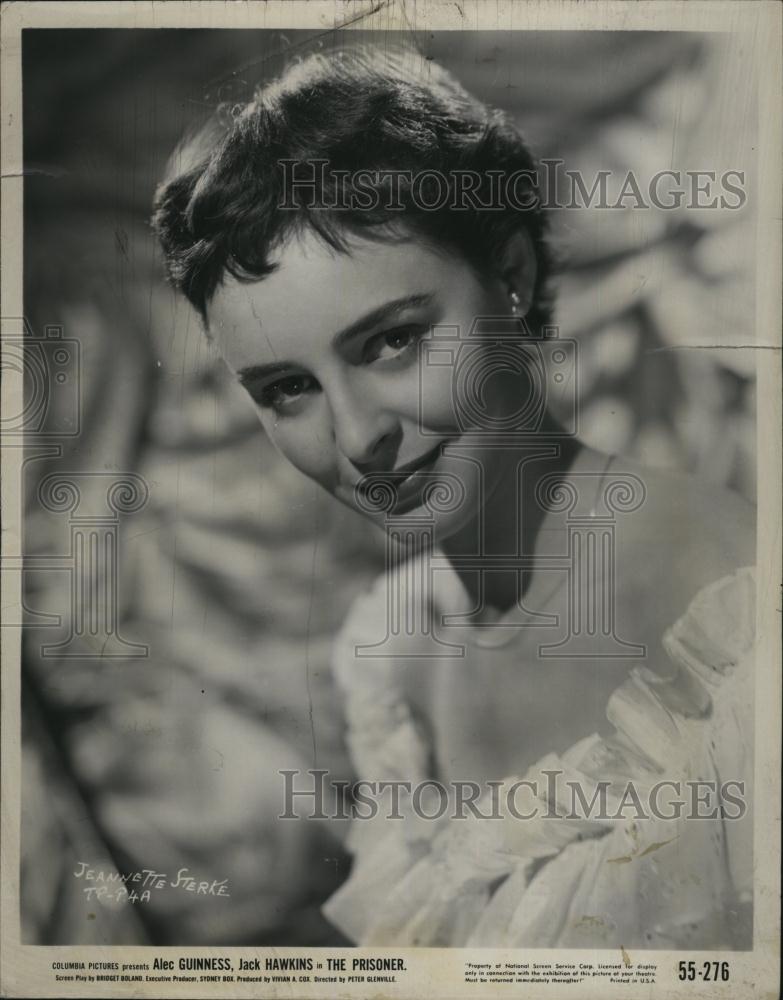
[388,442,446,513]
[353,440,447,515]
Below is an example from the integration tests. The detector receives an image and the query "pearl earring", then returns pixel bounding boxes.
[509,290,521,315]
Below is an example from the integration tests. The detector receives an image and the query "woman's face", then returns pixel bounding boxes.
[208,229,531,543]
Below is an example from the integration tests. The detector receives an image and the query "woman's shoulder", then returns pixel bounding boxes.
[605,454,755,662]
[609,453,754,563]
[333,570,389,643]
[331,550,439,662]
[602,563,755,766]
[329,561,435,783]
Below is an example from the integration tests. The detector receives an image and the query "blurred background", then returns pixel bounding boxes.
[21,28,757,944]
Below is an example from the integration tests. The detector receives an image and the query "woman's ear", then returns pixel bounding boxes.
[496,230,537,316]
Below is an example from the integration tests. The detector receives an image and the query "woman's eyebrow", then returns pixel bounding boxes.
[237,293,435,384]
[237,360,292,386]
[333,292,435,350]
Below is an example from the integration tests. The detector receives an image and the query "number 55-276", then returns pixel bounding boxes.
[678,961,730,981]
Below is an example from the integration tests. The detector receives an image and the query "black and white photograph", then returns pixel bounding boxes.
[1,2,780,998]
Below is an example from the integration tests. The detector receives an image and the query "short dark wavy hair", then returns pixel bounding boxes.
[152,47,553,328]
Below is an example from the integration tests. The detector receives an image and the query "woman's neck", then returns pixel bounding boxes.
[440,429,589,617]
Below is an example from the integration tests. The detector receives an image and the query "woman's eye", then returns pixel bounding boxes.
[365,324,426,364]
[258,374,318,412]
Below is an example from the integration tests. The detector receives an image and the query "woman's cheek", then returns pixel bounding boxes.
[271,421,336,488]
[414,364,460,434]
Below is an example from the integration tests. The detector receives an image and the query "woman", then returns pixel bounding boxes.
[153,47,755,948]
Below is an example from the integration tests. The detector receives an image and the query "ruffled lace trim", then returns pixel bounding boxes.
[325,566,755,948]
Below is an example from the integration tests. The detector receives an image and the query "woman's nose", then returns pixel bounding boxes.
[329,380,400,473]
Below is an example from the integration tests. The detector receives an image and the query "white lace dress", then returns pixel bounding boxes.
[323,563,755,950]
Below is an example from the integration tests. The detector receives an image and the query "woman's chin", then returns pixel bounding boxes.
[373,503,475,552]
